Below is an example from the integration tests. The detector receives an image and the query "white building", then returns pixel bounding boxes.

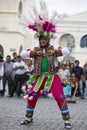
[0,0,35,58]
[0,0,87,66]
[57,11,87,66]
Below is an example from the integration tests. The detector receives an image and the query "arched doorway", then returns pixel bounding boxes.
[59,34,75,53]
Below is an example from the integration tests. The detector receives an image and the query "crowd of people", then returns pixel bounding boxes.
[0,52,34,97]
[0,52,87,101]
[58,60,87,102]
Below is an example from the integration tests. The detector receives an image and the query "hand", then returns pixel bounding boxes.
[36,50,43,56]
[48,50,54,55]
[18,66,24,69]
[14,66,22,70]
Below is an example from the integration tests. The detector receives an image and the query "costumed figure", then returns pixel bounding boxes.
[20,0,71,129]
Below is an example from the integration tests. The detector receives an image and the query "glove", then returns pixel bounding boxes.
[61,48,70,56]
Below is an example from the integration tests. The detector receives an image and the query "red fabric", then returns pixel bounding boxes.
[30,50,33,57]
[27,74,68,111]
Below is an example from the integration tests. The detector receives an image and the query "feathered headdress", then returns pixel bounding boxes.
[19,0,65,38]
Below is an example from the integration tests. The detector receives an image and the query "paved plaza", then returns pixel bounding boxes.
[0,95,87,130]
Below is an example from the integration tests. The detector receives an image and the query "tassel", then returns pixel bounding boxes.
[23,95,28,99]
[28,96,34,100]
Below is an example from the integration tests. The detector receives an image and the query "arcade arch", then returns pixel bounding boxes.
[59,34,75,53]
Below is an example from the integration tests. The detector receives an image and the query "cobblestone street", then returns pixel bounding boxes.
[0,95,87,130]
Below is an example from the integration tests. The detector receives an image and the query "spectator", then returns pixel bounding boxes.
[11,52,17,63]
[11,52,17,80]
[25,58,34,78]
[3,55,13,96]
[0,54,4,96]
[66,60,71,70]
[70,73,78,99]
[58,63,70,87]
[10,55,28,97]
[69,63,75,74]
[83,62,87,99]
[71,60,84,98]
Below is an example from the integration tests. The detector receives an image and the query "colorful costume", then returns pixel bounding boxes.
[20,42,70,120]
[20,0,71,129]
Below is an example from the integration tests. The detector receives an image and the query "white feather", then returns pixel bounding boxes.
[49,10,57,23]
[19,15,33,26]
[29,12,36,22]
[33,5,39,19]
[39,0,49,20]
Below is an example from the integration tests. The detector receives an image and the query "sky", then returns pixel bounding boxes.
[35,0,87,16]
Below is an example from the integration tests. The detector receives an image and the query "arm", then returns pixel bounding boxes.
[53,44,70,57]
[12,62,23,71]
[55,47,70,57]
[20,49,36,59]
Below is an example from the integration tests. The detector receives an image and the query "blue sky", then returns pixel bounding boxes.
[35,0,87,15]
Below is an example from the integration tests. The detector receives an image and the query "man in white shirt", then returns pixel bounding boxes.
[10,55,28,97]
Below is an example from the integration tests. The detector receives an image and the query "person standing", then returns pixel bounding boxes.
[0,54,4,96]
[10,55,28,97]
[25,58,34,78]
[19,1,72,127]
[3,55,13,96]
[83,62,87,99]
[20,35,71,129]
[71,60,84,98]
[11,52,17,80]
[58,63,70,87]
[11,52,17,63]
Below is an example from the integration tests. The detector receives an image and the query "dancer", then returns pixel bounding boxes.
[20,1,71,129]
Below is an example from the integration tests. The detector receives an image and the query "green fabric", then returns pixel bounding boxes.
[44,74,54,92]
[27,73,54,92]
[27,73,61,92]
[41,56,48,72]
[34,75,44,92]
[33,73,54,92]
[27,75,38,85]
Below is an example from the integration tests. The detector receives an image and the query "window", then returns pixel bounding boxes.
[18,1,22,18]
[0,45,4,56]
[80,35,87,48]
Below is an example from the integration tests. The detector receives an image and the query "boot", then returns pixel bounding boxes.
[64,120,71,129]
[20,118,33,125]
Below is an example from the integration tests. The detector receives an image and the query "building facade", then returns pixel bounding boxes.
[0,0,35,58]
[57,11,87,66]
[0,0,87,66]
